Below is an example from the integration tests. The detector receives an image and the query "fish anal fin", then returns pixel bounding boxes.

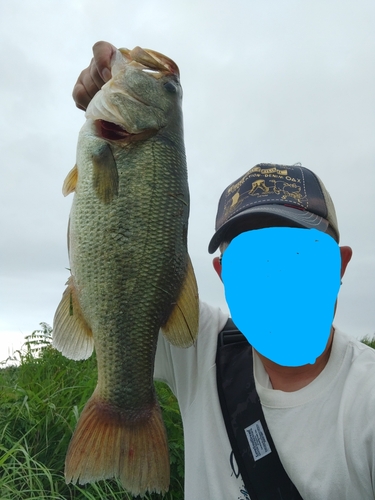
[63,165,78,196]
[92,143,119,203]
[53,276,94,360]
[161,254,199,348]
[65,392,170,496]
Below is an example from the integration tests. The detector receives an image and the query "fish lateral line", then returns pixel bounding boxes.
[168,192,188,205]
[151,283,173,296]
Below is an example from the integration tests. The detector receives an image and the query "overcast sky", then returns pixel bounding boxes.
[1,0,374,361]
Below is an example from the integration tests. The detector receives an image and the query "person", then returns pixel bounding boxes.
[72,42,375,500]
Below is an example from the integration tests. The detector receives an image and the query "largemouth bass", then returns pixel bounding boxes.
[53,46,199,496]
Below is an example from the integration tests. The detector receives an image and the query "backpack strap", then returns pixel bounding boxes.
[216,318,303,500]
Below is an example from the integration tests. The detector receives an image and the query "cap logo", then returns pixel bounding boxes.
[222,167,307,224]
[250,165,288,176]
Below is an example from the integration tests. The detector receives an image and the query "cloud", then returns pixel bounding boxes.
[1,0,374,360]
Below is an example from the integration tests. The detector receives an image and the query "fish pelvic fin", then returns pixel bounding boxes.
[63,165,78,196]
[161,254,199,347]
[53,276,94,360]
[65,392,170,496]
[92,143,119,203]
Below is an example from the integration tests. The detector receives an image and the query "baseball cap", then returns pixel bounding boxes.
[208,163,340,254]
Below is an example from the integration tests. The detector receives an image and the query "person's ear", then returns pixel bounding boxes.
[212,256,222,281]
[339,246,352,279]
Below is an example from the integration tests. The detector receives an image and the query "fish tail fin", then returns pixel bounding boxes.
[65,391,170,496]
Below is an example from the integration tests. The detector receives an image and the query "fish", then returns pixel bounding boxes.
[52,46,199,496]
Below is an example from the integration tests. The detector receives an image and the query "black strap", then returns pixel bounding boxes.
[216,318,303,500]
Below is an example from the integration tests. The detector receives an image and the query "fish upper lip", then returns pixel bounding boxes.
[128,46,180,77]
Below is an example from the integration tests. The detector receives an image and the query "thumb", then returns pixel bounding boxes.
[92,41,117,82]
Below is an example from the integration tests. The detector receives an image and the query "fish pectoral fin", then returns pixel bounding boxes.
[161,254,199,348]
[63,165,78,196]
[53,276,94,360]
[92,143,119,203]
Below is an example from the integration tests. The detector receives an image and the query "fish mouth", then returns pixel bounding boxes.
[95,120,157,142]
[96,120,132,141]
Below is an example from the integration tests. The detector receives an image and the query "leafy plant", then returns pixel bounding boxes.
[0,324,184,500]
[360,334,375,350]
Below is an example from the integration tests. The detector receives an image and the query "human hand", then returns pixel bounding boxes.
[72,41,117,111]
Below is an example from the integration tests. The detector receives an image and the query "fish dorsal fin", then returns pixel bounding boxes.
[161,254,199,348]
[63,165,78,196]
[53,276,94,360]
[92,143,119,203]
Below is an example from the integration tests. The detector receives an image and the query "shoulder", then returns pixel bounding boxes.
[197,300,229,339]
[333,328,375,406]
[334,328,375,367]
[154,300,228,385]
[333,329,375,469]
[171,299,229,356]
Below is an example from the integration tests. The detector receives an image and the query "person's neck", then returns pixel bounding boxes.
[254,328,335,392]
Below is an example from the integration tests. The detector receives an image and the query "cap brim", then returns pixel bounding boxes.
[208,204,330,254]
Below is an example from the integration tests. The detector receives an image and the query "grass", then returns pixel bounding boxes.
[0,324,184,500]
[360,336,375,350]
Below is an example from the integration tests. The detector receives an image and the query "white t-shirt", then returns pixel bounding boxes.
[154,300,375,500]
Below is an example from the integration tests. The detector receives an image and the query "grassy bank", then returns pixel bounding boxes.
[2,324,374,499]
[0,324,184,500]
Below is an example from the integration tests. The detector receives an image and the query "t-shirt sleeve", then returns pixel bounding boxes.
[154,300,228,412]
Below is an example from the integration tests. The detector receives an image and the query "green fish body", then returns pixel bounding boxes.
[53,47,198,496]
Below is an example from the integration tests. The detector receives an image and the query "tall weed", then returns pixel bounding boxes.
[0,324,184,499]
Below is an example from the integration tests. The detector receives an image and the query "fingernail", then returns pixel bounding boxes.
[102,67,111,82]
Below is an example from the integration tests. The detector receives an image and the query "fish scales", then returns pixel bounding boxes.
[53,46,199,496]
[71,138,188,410]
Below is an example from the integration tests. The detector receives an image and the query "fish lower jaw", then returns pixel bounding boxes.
[95,119,133,140]
[94,119,157,143]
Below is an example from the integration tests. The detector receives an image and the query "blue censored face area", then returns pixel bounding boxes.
[221,228,341,367]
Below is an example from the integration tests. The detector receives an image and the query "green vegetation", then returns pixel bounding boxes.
[360,336,375,350]
[2,324,374,499]
[0,324,184,500]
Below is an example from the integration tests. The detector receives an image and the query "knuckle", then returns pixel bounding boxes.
[72,84,88,110]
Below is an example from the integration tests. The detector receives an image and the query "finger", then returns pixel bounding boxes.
[72,83,92,111]
[72,64,99,111]
[89,59,106,91]
[72,41,117,110]
[92,41,117,82]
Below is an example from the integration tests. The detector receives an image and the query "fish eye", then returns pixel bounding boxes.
[164,81,177,93]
